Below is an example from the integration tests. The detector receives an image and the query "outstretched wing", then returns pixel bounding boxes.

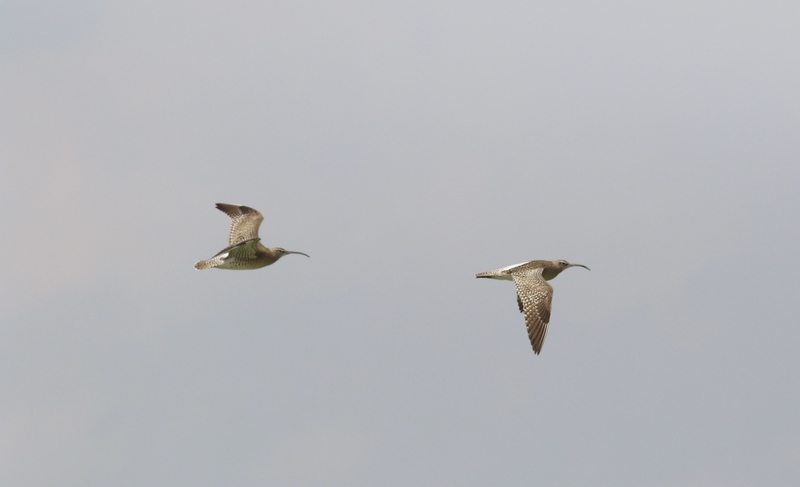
[215,203,264,246]
[511,267,554,355]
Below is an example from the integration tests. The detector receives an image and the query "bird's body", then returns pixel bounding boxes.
[194,203,308,270]
[476,259,589,354]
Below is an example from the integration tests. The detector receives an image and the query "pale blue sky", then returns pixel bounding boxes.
[1,1,799,486]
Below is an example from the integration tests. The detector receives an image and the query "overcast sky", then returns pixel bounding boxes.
[1,1,799,486]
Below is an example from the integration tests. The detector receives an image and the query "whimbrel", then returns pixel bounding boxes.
[476,260,589,354]
[194,203,309,270]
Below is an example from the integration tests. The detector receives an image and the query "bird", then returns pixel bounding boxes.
[194,203,309,270]
[476,260,589,354]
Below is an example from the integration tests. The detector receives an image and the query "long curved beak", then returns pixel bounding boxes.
[570,263,590,270]
[285,250,310,258]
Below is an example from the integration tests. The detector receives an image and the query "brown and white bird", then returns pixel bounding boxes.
[194,203,309,270]
[476,260,589,354]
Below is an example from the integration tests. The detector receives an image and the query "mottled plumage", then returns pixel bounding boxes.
[216,203,263,246]
[194,203,309,270]
[476,260,589,354]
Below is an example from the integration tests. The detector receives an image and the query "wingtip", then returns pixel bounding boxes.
[215,202,245,208]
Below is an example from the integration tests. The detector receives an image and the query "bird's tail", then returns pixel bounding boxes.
[194,256,224,270]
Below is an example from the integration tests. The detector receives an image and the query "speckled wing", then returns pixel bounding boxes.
[214,239,261,262]
[215,203,264,246]
[511,267,554,355]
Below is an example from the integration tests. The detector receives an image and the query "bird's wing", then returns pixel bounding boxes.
[214,238,261,261]
[511,267,554,355]
[215,203,264,246]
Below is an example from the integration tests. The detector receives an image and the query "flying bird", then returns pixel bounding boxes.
[476,259,589,354]
[194,203,309,270]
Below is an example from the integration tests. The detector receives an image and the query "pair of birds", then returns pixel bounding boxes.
[195,203,589,354]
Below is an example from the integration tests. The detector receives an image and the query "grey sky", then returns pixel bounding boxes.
[1,1,799,486]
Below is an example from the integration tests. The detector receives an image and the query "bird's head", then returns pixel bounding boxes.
[556,259,590,271]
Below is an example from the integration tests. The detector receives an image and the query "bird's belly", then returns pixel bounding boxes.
[217,257,270,270]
